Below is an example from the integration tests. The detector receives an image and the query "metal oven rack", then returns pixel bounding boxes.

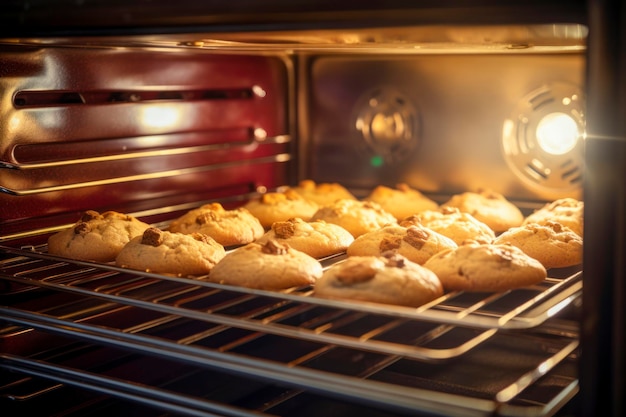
[1,243,581,417]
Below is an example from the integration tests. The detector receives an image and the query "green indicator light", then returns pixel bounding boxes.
[370,155,384,167]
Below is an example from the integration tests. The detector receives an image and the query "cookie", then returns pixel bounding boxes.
[168,203,264,247]
[423,242,547,292]
[347,223,457,265]
[47,210,150,262]
[243,190,319,228]
[314,253,444,307]
[493,221,582,268]
[207,240,323,290]
[365,183,438,220]
[310,199,397,238]
[400,207,495,245]
[440,189,524,233]
[523,197,583,237]
[288,179,356,206]
[255,217,354,258]
[115,227,226,276]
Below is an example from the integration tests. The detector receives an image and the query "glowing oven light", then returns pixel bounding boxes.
[140,106,182,129]
[535,112,580,155]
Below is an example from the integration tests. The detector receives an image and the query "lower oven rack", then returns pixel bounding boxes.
[0,244,581,416]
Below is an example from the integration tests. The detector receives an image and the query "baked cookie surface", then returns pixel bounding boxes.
[243,190,319,228]
[523,198,583,237]
[314,254,444,307]
[168,203,264,246]
[365,183,438,220]
[440,189,524,233]
[47,210,150,262]
[115,227,226,276]
[347,223,457,265]
[423,243,547,292]
[288,179,356,206]
[207,240,323,290]
[493,221,582,268]
[255,217,354,258]
[311,199,397,238]
[400,207,495,245]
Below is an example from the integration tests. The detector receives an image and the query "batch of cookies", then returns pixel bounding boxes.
[47,180,583,309]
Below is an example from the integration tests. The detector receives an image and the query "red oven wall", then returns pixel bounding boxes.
[0,49,293,239]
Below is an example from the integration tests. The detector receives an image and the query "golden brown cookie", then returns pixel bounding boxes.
[365,183,438,220]
[47,210,150,262]
[400,207,495,245]
[243,190,319,228]
[115,227,226,276]
[523,197,583,237]
[168,203,264,247]
[347,223,457,265]
[314,253,444,307]
[288,179,356,206]
[310,199,397,238]
[440,189,524,233]
[207,240,323,290]
[493,221,582,268]
[255,217,354,258]
[423,242,547,292]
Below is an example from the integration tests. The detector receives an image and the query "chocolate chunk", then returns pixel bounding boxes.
[399,215,420,227]
[191,233,213,245]
[141,227,164,247]
[272,220,296,238]
[546,221,563,233]
[261,239,289,255]
[196,211,218,225]
[74,222,90,235]
[382,252,406,268]
[379,236,402,252]
[403,226,429,249]
[80,210,101,222]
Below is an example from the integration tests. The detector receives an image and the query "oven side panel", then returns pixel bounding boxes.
[0,48,293,240]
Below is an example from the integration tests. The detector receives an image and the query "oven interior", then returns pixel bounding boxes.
[1,22,587,417]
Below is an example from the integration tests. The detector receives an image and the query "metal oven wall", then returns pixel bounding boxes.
[0,48,294,240]
[299,53,584,201]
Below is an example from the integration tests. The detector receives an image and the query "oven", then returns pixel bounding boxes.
[0,1,624,416]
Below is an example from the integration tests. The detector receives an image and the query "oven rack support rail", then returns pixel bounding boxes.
[1,244,581,332]
[0,245,582,360]
[0,245,581,416]
[0,313,579,417]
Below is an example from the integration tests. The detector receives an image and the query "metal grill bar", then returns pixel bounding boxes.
[4,133,291,170]
[1,154,291,196]
[1,245,582,330]
[1,353,272,417]
[0,245,580,416]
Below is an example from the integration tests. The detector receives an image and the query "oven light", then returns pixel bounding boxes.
[140,106,182,129]
[535,112,580,155]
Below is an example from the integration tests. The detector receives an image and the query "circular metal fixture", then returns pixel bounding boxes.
[502,82,585,197]
[535,112,580,155]
[354,87,420,164]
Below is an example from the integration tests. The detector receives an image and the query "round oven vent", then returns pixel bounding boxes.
[353,87,420,164]
[502,82,585,196]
